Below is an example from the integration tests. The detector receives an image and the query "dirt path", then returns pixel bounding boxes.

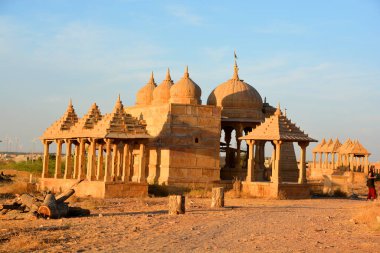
[1,197,379,252]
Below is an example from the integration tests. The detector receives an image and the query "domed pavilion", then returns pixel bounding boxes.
[40,58,316,199]
[207,61,275,180]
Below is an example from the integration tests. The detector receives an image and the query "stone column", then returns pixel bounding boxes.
[246,140,255,182]
[298,142,309,184]
[111,143,118,181]
[64,139,72,179]
[331,152,335,170]
[324,152,329,169]
[54,140,63,178]
[78,138,86,179]
[122,143,130,182]
[104,139,112,182]
[42,140,51,178]
[87,139,97,181]
[364,155,369,174]
[73,143,80,179]
[235,125,243,169]
[272,140,282,183]
[97,143,104,180]
[349,154,354,172]
[147,147,158,184]
[312,152,316,169]
[137,143,146,183]
[319,152,323,169]
[117,144,123,179]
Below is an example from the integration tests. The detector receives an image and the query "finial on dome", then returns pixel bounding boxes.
[68,98,72,107]
[184,66,189,78]
[232,58,239,80]
[150,71,154,82]
[274,102,281,116]
[284,108,287,117]
[165,68,171,80]
[117,94,121,102]
[91,102,97,109]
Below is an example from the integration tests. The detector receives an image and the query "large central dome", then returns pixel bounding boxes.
[207,62,263,122]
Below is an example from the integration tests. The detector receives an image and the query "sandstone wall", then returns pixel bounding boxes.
[126,103,221,186]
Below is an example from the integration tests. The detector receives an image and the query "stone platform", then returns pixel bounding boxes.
[242,181,310,199]
[39,178,148,198]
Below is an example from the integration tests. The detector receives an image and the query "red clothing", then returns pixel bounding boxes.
[367,187,377,200]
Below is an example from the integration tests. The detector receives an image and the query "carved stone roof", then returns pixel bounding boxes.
[240,105,317,142]
[326,138,342,153]
[312,138,326,153]
[321,139,333,152]
[170,66,202,105]
[337,139,353,154]
[136,72,157,106]
[41,96,150,140]
[152,68,173,105]
[41,100,78,139]
[340,140,370,155]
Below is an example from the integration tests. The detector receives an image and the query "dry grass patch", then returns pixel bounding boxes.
[0,182,28,195]
[354,201,380,230]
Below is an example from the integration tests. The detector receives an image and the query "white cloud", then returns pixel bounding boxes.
[166,4,203,26]
[253,21,307,35]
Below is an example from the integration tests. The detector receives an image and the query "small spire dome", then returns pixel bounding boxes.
[152,68,173,105]
[170,66,202,105]
[136,72,157,106]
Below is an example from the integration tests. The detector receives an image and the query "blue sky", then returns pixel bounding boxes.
[0,0,379,161]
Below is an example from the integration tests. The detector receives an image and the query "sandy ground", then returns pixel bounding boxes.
[0,196,379,252]
[0,169,379,252]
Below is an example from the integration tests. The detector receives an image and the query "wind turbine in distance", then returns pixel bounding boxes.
[31,138,38,163]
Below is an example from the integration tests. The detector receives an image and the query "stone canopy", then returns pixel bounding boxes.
[240,105,317,142]
[41,96,150,140]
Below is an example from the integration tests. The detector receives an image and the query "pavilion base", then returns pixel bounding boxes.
[242,181,310,199]
[39,178,148,198]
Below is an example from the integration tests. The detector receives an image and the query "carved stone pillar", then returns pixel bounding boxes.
[331,152,335,170]
[137,143,146,183]
[97,143,104,180]
[111,143,118,181]
[73,143,80,179]
[349,154,354,172]
[42,140,51,178]
[54,140,63,179]
[104,139,112,182]
[78,138,86,179]
[319,152,323,169]
[246,140,255,182]
[117,144,123,179]
[364,155,369,174]
[312,152,316,169]
[298,142,309,184]
[122,143,130,182]
[272,140,282,183]
[324,152,329,169]
[64,139,72,179]
[235,125,243,169]
[87,139,97,181]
